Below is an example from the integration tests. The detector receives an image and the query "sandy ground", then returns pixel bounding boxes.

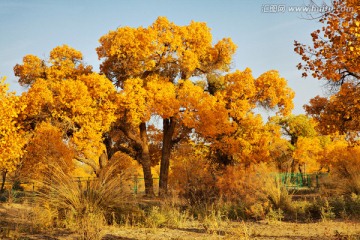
[1,203,360,239]
[101,221,360,240]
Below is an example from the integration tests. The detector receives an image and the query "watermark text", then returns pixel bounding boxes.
[261,3,354,13]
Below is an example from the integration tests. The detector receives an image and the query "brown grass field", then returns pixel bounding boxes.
[1,202,360,240]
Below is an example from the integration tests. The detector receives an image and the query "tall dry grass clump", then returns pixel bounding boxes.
[30,161,133,240]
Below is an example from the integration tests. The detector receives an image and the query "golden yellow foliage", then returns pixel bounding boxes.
[16,46,118,173]
[293,136,322,173]
[255,70,295,116]
[97,17,237,86]
[206,69,294,165]
[0,77,27,173]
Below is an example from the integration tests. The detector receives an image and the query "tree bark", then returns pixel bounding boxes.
[1,170,7,192]
[140,122,155,197]
[159,117,176,196]
[117,121,155,196]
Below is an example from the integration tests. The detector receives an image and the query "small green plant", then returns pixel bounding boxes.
[347,193,360,218]
[247,202,267,220]
[320,199,335,222]
[329,195,347,219]
[200,207,229,234]
[265,208,284,223]
[145,206,167,228]
[220,202,246,221]
[290,200,312,222]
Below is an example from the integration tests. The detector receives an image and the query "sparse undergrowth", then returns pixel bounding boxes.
[2,164,360,239]
[1,201,360,240]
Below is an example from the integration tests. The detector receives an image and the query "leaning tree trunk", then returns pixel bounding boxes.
[140,122,155,197]
[159,117,176,196]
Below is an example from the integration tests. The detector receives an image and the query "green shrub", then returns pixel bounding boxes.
[320,199,336,221]
[145,206,167,228]
[345,193,360,219]
[220,202,247,221]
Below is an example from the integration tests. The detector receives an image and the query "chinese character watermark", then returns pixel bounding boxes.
[261,4,286,13]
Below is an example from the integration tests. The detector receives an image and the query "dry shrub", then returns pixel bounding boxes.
[217,163,292,219]
[321,145,360,196]
[31,160,132,240]
[169,143,219,207]
[19,122,75,182]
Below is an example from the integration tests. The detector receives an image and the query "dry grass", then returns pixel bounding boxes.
[2,158,360,239]
[97,220,360,240]
[1,201,360,239]
[25,162,133,240]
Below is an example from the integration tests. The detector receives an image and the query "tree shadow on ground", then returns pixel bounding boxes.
[102,234,137,240]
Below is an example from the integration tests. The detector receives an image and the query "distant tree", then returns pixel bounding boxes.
[271,115,318,174]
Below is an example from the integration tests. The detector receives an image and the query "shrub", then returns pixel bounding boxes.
[266,208,284,222]
[320,199,336,221]
[322,145,360,196]
[145,206,167,228]
[216,163,293,220]
[169,143,219,207]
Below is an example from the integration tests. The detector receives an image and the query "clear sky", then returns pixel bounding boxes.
[0,0,332,114]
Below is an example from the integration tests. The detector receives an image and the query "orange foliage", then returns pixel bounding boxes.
[20,122,75,181]
[169,142,218,204]
[305,83,360,140]
[294,0,360,83]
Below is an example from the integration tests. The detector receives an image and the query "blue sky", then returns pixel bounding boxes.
[0,0,332,114]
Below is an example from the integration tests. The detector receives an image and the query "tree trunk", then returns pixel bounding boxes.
[140,122,154,197]
[159,117,176,196]
[99,150,109,170]
[298,162,307,186]
[290,159,298,175]
[290,158,299,184]
[1,170,7,192]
